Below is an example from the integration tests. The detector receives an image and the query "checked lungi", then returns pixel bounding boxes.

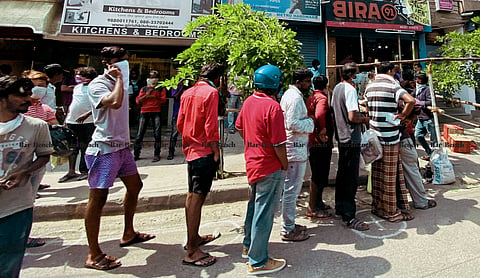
[371,143,410,218]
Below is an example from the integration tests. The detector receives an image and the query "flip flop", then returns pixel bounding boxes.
[58,173,80,183]
[183,232,221,250]
[119,232,155,247]
[26,237,46,248]
[85,254,121,271]
[182,254,216,267]
[415,199,437,210]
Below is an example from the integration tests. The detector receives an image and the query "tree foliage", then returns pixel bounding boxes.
[161,3,304,96]
[433,18,480,96]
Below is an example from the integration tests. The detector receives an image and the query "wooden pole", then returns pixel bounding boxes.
[440,113,480,128]
[326,57,480,69]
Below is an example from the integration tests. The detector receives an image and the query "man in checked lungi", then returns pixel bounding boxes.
[365,61,416,222]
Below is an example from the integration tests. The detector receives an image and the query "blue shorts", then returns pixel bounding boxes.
[85,148,138,189]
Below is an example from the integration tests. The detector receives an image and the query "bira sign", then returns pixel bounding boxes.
[326,0,428,31]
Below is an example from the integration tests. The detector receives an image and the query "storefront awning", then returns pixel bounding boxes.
[0,1,61,35]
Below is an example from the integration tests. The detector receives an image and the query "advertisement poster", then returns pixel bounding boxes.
[434,0,453,12]
[60,0,218,38]
[325,0,430,31]
[225,0,321,23]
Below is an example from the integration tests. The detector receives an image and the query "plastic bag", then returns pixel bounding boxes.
[361,129,382,165]
[430,149,456,185]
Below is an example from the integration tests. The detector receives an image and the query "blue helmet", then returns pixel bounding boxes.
[254,65,282,90]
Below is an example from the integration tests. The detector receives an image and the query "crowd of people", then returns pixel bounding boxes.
[0,47,440,276]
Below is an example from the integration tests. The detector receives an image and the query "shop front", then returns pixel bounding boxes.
[324,0,432,84]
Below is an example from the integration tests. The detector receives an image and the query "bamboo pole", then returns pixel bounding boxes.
[427,62,444,150]
[326,57,480,69]
[440,113,480,128]
[435,94,480,109]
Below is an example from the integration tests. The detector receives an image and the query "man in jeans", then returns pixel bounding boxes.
[227,77,242,134]
[133,70,167,162]
[0,78,52,277]
[414,73,436,160]
[332,62,370,231]
[279,67,314,241]
[177,62,224,267]
[236,65,288,275]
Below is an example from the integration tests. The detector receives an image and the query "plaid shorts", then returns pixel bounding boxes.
[85,148,138,189]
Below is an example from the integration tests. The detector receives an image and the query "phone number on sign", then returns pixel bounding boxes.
[107,18,173,25]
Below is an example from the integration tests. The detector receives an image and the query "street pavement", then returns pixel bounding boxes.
[23,115,480,277]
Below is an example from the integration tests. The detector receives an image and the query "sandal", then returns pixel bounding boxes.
[85,253,121,271]
[420,155,430,161]
[119,232,155,247]
[415,199,437,210]
[182,254,216,267]
[183,232,221,250]
[58,173,80,183]
[387,213,415,223]
[281,227,310,242]
[345,218,369,231]
[306,209,332,220]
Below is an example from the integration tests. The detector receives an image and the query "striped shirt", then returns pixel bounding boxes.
[365,74,407,145]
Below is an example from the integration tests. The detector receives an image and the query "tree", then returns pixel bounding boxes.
[433,18,480,96]
[161,3,304,96]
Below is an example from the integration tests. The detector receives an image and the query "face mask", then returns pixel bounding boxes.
[31,86,47,100]
[75,75,82,84]
[147,78,159,87]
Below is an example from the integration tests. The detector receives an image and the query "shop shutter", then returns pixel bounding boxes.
[294,25,321,67]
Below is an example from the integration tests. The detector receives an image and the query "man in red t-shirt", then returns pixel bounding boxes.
[235,65,288,275]
[177,63,224,267]
[133,70,166,162]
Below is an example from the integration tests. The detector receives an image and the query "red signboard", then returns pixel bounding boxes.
[325,0,424,31]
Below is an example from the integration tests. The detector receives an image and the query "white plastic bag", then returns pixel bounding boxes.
[430,149,456,185]
[361,129,383,165]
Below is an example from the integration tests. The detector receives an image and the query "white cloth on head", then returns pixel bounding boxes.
[31,86,47,99]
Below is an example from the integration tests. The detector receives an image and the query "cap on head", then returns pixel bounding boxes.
[44,64,66,78]
[100,46,126,59]
[254,65,282,90]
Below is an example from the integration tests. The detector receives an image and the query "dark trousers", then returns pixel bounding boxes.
[67,123,95,174]
[134,112,161,156]
[309,146,333,208]
[168,116,179,154]
[0,208,33,278]
[335,144,361,222]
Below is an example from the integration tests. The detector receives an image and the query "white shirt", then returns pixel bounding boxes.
[65,84,93,124]
[280,85,314,162]
[42,83,57,112]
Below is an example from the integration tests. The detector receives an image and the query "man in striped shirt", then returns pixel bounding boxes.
[365,62,416,223]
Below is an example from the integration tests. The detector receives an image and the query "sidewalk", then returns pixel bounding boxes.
[34,121,480,221]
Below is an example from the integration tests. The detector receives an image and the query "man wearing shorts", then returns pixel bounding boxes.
[84,46,154,271]
[177,62,224,267]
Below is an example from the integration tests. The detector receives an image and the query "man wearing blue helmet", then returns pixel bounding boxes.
[235,65,288,275]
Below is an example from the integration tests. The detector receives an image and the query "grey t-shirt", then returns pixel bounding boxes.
[332,82,362,145]
[0,116,53,219]
[86,75,130,155]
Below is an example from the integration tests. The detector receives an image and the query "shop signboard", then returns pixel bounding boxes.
[325,0,431,31]
[435,0,453,12]
[60,0,219,38]
[224,0,321,23]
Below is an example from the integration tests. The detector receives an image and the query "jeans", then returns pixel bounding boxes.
[400,138,428,208]
[134,112,162,157]
[168,116,179,154]
[281,160,307,234]
[67,123,95,173]
[227,95,242,130]
[243,170,284,268]
[0,208,33,278]
[335,144,360,222]
[415,118,437,156]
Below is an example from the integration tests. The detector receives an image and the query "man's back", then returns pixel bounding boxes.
[332,82,361,144]
[365,74,406,145]
[177,81,219,162]
[236,92,286,184]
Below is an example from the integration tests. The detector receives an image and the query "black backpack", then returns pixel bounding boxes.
[49,125,79,157]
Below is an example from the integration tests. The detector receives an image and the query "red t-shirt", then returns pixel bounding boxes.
[306,90,334,147]
[136,86,167,113]
[236,91,287,184]
[177,81,219,162]
[24,102,56,123]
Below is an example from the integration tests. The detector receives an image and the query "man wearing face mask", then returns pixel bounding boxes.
[83,46,155,271]
[133,70,167,162]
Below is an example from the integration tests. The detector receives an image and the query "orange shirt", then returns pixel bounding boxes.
[136,86,167,113]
